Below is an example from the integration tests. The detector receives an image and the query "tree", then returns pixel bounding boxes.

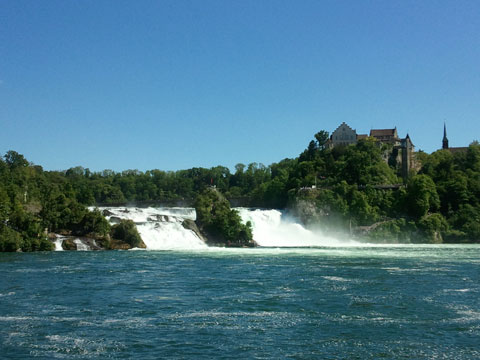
[235,163,245,174]
[111,219,142,248]
[194,189,253,246]
[448,204,480,242]
[4,150,29,169]
[349,189,377,225]
[314,130,330,150]
[0,226,23,252]
[79,209,110,236]
[406,175,440,219]
[418,213,448,243]
[0,185,10,224]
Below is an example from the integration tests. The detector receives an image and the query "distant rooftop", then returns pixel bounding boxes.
[446,147,468,154]
[370,129,397,137]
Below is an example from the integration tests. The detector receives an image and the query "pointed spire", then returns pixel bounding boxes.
[442,122,449,149]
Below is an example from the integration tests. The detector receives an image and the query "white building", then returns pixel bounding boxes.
[328,122,357,147]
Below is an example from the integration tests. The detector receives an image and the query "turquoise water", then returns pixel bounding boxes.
[1,245,479,359]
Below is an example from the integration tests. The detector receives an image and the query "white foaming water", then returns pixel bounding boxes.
[95,207,207,250]
[73,239,90,251]
[236,208,355,247]
[93,206,357,250]
[53,235,64,251]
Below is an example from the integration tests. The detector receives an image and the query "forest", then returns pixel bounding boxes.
[1,130,480,251]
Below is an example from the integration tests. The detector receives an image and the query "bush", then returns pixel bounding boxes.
[367,219,416,243]
[417,213,449,243]
[111,219,142,248]
[0,226,23,252]
[22,237,54,252]
[195,189,253,246]
[78,209,111,236]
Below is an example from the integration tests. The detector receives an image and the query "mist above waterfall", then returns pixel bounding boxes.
[93,206,355,250]
[236,208,356,247]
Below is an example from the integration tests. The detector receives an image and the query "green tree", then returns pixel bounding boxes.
[0,185,11,224]
[194,189,253,246]
[79,209,110,236]
[406,175,440,218]
[417,213,448,243]
[111,219,142,248]
[0,226,23,252]
[314,130,330,150]
[4,150,29,169]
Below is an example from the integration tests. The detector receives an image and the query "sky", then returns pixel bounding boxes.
[1,0,479,172]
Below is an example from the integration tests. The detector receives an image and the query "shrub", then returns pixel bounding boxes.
[0,226,23,252]
[195,189,253,246]
[111,219,142,248]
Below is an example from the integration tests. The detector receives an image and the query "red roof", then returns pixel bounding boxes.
[447,147,468,153]
[370,129,397,137]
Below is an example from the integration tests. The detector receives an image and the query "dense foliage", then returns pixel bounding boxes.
[195,189,254,246]
[1,130,480,250]
[292,133,480,243]
[0,151,109,251]
[111,219,143,248]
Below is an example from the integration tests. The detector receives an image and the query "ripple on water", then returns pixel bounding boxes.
[1,246,480,359]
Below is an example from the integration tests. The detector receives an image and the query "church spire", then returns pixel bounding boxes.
[442,122,449,150]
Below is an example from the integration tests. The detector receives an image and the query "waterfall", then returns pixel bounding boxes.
[137,220,207,250]
[53,236,64,251]
[97,207,207,250]
[73,239,90,251]
[236,208,354,247]
[94,206,352,250]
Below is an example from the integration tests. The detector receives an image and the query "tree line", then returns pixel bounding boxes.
[1,129,479,250]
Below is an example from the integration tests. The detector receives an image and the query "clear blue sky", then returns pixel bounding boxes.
[1,0,479,172]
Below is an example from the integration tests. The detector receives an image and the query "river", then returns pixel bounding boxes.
[1,245,479,359]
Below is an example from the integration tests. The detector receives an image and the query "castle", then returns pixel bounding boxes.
[326,122,415,179]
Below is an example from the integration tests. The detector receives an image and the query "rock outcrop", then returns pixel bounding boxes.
[194,188,255,247]
[182,219,208,243]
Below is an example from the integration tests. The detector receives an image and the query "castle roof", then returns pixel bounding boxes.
[402,133,414,147]
[447,147,468,154]
[370,128,397,137]
[333,122,356,133]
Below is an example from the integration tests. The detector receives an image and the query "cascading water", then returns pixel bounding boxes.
[53,235,65,251]
[236,208,354,247]
[93,206,352,250]
[73,239,90,251]
[97,207,207,250]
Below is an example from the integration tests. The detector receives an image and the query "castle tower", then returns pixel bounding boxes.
[401,133,414,180]
[442,123,449,149]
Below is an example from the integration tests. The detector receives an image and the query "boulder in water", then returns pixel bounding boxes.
[109,216,122,224]
[182,219,207,243]
[62,238,77,250]
[147,215,177,223]
[102,209,115,216]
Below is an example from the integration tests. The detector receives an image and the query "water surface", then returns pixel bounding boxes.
[1,245,479,359]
